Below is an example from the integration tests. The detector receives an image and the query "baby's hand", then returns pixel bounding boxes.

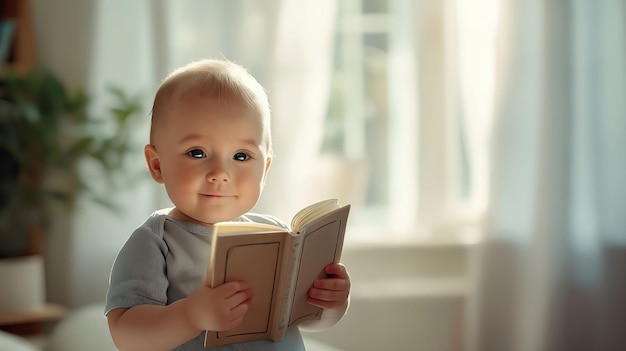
[184,281,253,332]
[308,263,351,309]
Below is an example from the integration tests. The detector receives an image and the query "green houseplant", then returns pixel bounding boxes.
[0,67,142,258]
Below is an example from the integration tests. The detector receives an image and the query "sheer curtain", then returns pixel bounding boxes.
[256,1,338,219]
[467,1,626,350]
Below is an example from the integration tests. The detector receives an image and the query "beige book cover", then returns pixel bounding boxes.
[204,199,350,347]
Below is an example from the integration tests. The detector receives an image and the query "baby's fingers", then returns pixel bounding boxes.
[230,300,250,321]
[313,277,350,292]
[227,288,254,310]
[308,277,349,306]
[217,303,250,331]
[216,281,249,297]
[223,288,253,330]
[324,263,350,280]
[307,287,348,308]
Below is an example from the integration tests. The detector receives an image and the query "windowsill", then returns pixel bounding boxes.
[340,243,471,297]
[344,237,479,250]
[353,276,468,299]
[343,223,483,249]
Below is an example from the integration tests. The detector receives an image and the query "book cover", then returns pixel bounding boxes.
[204,199,350,347]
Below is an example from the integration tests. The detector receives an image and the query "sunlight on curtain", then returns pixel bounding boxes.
[323,0,497,244]
[256,1,338,219]
[454,0,498,220]
[386,0,419,235]
[466,1,626,350]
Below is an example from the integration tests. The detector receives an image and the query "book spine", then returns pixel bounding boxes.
[272,233,304,338]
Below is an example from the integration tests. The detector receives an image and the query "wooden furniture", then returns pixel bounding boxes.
[0,304,67,336]
[0,0,36,73]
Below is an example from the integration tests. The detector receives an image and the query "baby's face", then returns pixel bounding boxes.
[146,95,272,225]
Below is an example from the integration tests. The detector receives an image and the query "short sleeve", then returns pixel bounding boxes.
[105,225,170,314]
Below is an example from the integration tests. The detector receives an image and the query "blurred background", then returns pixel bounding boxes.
[0,0,624,351]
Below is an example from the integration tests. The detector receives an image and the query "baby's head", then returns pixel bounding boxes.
[145,59,273,224]
[150,59,272,155]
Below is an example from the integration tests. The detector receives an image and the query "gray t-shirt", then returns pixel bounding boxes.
[105,209,306,351]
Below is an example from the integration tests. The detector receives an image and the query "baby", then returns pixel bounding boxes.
[105,59,351,351]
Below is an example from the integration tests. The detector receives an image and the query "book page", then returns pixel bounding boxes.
[206,231,289,346]
[288,206,349,326]
[291,199,338,232]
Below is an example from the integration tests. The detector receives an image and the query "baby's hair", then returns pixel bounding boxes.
[150,59,272,155]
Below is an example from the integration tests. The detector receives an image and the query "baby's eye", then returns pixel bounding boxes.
[233,152,250,161]
[187,149,206,158]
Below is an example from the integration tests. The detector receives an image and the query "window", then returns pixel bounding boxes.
[324,0,497,244]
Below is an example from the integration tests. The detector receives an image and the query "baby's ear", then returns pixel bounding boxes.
[261,156,272,185]
[144,144,164,183]
[264,156,273,174]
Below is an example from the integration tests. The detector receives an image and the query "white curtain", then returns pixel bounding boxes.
[256,1,338,219]
[467,1,626,350]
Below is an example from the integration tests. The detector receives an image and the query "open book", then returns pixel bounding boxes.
[204,199,351,347]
